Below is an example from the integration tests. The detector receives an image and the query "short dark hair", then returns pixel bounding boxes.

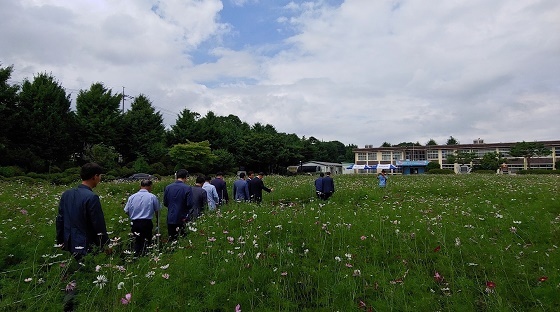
[176,169,189,179]
[216,172,224,176]
[204,176,212,182]
[258,172,265,176]
[239,172,246,178]
[319,172,324,177]
[80,163,104,181]
[196,176,205,184]
[141,180,153,187]
[326,172,331,175]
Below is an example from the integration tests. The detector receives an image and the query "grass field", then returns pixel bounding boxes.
[0,174,559,311]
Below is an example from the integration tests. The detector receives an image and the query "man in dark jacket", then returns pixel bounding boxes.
[188,176,208,222]
[210,172,229,205]
[164,169,193,240]
[248,172,274,203]
[321,172,335,200]
[56,163,109,259]
[314,172,324,199]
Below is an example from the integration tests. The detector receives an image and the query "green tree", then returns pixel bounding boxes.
[426,139,438,146]
[381,142,392,147]
[211,149,236,173]
[168,141,217,173]
[82,143,120,171]
[75,83,122,158]
[478,152,505,171]
[446,151,476,165]
[345,144,358,163]
[0,65,20,166]
[446,136,459,145]
[14,73,76,171]
[168,109,202,145]
[509,141,551,169]
[120,94,166,163]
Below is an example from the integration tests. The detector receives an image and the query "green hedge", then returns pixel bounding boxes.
[516,169,560,175]
[426,169,455,174]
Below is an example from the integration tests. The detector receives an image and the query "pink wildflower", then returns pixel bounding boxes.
[360,235,367,240]
[235,304,241,312]
[120,293,132,305]
[434,271,443,283]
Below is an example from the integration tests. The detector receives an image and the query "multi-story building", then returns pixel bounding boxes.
[353,139,560,173]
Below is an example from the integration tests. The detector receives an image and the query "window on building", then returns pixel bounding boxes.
[382,152,392,161]
[367,152,377,160]
[357,153,366,161]
[427,150,439,160]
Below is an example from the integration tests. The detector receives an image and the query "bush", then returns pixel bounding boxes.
[472,170,496,174]
[0,166,25,178]
[426,161,441,172]
[517,169,560,175]
[426,169,454,174]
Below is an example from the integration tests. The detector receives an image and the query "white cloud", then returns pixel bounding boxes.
[1,0,559,148]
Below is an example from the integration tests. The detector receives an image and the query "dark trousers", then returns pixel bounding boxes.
[323,191,333,200]
[131,219,153,256]
[168,222,186,241]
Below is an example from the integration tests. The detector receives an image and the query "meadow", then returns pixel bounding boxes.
[0,174,559,311]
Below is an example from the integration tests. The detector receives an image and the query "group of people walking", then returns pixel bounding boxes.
[56,164,275,259]
[314,172,335,200]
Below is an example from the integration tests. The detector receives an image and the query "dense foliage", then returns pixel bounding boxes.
[0,65,355,176]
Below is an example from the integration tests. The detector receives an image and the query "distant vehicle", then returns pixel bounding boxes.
[122,173,158,181]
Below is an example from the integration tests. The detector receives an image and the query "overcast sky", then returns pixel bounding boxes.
[1,0,559,147]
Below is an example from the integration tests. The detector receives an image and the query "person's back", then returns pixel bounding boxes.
[189,176,208,221]
[202,176,219,210]
[233,172,250,201]
[163,169,192,239]
[321,172,335,199]
[210,173,229,205]
[315,173,324,199]
[56,162,108,257]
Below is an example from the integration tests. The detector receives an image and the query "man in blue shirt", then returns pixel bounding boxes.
[124,179,160,256]
[56,162,109,259]
[163,169,192,241]
[202,176,219,211]
[233,172,250,202]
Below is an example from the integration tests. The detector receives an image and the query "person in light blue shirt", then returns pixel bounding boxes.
[124,179,160,256]
[202,176,219,211]
[377,170,388,188]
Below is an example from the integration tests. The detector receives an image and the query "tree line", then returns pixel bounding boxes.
[0,65,356,177]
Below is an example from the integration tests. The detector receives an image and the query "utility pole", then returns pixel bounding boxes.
[121,86,133,112]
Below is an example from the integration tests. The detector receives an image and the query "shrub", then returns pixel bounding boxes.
[471,170,496,174]
[517,169,560,175]
[0,166,24,178]
[426,168,454,174]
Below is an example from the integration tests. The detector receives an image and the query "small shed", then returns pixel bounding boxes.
[396,160,430,175]
[298,161,343,175]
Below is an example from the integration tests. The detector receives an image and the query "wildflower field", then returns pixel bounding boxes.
[0,174,559,311]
